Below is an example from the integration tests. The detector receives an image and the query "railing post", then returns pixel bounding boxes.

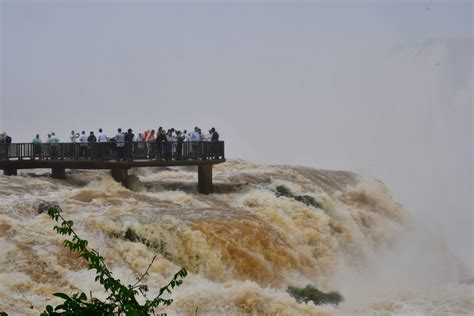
[3,167,17,176]
[111,167,128,187]
[51,167,66,180]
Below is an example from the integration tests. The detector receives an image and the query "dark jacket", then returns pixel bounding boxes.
[156,133,166,144]
[124,132,134,142]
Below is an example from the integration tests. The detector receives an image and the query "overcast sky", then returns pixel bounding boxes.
[1,0,472,270]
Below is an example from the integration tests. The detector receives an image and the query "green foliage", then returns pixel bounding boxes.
[294,195,323,209]
[124,228,171,261]
[275,185,323,209]
[1,207,187,316]
[275,185,295,198]
[287,285,344,306]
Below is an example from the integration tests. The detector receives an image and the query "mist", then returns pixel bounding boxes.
[1,1,472,272]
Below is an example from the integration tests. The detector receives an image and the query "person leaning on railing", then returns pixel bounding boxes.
[78,131,88,159]
[87,131,97,159]
[124,129,134,161]
[32,134,42,159]
[97,128,108,160]
[208,127,219,159]
[114,128,125,161]
[146,129,155,159]
[49,132,60,159]
[156,129,166,160]
[190,127,201,159]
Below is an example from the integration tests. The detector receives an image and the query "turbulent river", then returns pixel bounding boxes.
[0,160,472,315]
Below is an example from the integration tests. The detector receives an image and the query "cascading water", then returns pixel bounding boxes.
[0,160,472,315]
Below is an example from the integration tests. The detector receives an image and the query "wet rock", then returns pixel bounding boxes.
[295,195,324,209]
[287,285,344,306]
[275,185,324,209]
[37,200,60,214]
[275,185,294,198]
[124,227,139,242]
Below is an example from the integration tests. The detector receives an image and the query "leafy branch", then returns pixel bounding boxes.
[1,206,186,316]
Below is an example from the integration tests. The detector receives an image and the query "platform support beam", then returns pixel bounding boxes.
[111,167,129,187]
[51,167,66,180]
[3,167,17,176]
[198,164,213,194]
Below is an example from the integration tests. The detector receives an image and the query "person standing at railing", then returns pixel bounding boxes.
[182,130,190,159]
[97,128,108,142]
[163,130,173,161]
[124,129,134,161]
[68,130,79,158]
[146,129,155,159]
[183,129,190,141]
[156,129,166,160]
[70,130,79,143]
[190,127,201,159]
[115,128,125,161]
[32,134,42,159]
[208,127,219,159]
[176,130,184,160]
[49,132,60,159]
[97,128,108,160]
[135,133,144,157]
[169,128,177,159]
[0,132,8,159]
[78,131,88,159]
[87,131,97,159]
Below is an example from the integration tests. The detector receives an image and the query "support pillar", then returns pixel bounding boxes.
[198,164,213,194]
[51,167,66,180]
[3,167,17,176]
[111,167,129,187]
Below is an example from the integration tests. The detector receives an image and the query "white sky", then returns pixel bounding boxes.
[1,0,472,270]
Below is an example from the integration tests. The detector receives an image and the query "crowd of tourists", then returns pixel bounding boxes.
[24,126,221,161]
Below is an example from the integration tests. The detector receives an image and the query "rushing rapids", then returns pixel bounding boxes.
[0,160,472,315]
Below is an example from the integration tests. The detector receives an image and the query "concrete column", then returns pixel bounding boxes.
[51,167,66,180]
[198,164,213,194]
[111,167,128,187]
[3,167,17,176]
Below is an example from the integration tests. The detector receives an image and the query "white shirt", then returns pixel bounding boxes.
[97,132,108,143]
[190,131,201,141]
[115,133,125,147]
[79,134,88,144]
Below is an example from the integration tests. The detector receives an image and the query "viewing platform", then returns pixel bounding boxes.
[0,141,225,194]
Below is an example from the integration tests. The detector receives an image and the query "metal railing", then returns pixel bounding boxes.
[0,141,225,161]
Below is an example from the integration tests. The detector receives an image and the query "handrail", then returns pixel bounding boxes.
[0,141,225,162]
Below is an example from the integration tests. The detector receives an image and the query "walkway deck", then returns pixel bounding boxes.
[0,141,225,194]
